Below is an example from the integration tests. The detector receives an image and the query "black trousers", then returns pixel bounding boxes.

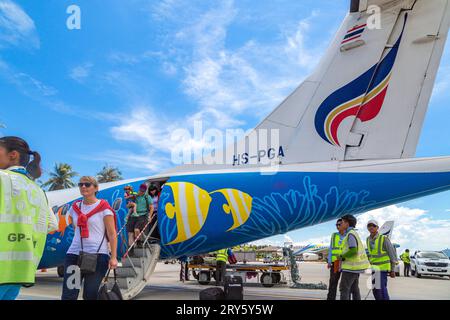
[216,261,227,285]
[339,272,361,300]
[327,268,341,300]
[61,254,109,300]
[404,263,411,277]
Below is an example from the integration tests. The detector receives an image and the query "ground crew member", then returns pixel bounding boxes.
[366,220,397,300]
[337,214,370,300]
[0,136,57,300]
[400,249,411,277]
[215,248,228,285]
[179,256,190,282]
[326,218,345,300]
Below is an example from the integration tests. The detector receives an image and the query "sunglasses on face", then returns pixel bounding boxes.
[336,223,342,227]
[367,224,377,228]
[78,182,93,188]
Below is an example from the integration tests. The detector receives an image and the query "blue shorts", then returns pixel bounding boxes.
[0,284,21,300]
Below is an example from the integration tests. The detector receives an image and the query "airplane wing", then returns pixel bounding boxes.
[310,246,329,254]
[293,244,314,255]
[294,244,329,256]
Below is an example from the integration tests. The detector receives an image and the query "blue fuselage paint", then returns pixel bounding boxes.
[38,170,450,268]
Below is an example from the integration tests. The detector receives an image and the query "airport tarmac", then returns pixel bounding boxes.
[19,262,450,300]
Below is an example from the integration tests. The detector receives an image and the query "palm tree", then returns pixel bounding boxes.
[97,165,123,183]
[42,163,78,191]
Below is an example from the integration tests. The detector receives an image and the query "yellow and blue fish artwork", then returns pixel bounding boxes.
[164,182,212,245]
[211,189,253,231]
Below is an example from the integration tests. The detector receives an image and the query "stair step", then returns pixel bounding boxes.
[123,257,144,268]
[132,248,150,258]
[112,243,161,300]
[117,277,132,290]
[116,267,141,278]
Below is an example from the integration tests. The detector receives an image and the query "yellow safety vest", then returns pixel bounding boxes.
[216,249,228,263]
[330,232,343,263]
[341,229,370,272]
[400,252,410,264]
[366,234,391,272]
[0,169,54,285]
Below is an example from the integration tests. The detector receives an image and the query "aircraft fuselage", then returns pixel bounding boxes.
[39,157,450,269]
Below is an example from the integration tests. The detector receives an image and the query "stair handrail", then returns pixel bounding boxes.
[120,214,157,273]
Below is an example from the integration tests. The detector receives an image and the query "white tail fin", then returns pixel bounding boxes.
[379,220,395,238]
[255,0,450,164]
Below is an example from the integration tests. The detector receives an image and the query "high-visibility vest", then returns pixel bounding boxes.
[400,252,410,264]
[366,234,391,272]
[341,229,370,272]
[330,232,343,263]
[216,249,228,263]
[0,169,54,285]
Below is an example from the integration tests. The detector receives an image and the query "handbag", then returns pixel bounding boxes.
[77,229,106,274]
[98,269,123,300]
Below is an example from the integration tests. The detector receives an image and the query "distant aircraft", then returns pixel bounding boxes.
[39,0,450,298]
[292,221,396,261]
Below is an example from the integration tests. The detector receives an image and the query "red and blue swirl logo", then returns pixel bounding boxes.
[314,15,407,147]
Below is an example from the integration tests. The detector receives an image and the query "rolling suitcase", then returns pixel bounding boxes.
[224,275,243,300]
[199,287,225,300]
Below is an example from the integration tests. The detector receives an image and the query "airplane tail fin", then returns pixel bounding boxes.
[379,220,395,238]
[253,0,450,164]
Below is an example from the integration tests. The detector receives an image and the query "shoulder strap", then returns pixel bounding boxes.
[145,195,150,209]
[97,232,107,254]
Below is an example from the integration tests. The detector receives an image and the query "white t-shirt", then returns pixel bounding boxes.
[67,200,113,255]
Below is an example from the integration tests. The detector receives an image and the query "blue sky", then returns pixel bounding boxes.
[0,0,449,251]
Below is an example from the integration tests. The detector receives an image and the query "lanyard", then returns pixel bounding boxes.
[10,167,32,179]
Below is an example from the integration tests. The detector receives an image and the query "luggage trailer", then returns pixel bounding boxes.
[188,263,291,288]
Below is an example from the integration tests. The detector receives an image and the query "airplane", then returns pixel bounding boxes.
[38,0,450,298]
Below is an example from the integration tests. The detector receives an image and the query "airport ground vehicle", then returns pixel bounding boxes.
[189,262,290,288]
[410,251,450,278]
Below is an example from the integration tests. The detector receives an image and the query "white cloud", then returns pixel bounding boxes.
[102,1,327,167]
[107,106,217,171]
[12,72,57,96]
[145,0,325,130]
[0,0,39,49]
[69,63,93,83]
[179,2,322,121]
[356,205,450,252]
[110,107,176,152]
[0,58,80,115]
[108,50,162,66]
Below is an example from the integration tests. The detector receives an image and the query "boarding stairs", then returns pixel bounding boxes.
[113,216,161,300]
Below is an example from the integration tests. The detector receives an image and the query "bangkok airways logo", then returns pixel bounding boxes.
[314,15,408,146]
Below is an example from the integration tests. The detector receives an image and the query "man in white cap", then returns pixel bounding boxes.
[366,219,398,300]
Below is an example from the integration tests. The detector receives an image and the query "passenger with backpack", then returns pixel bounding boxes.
[126,184,153,248]
[124,185,137,216]
[61,176,118,300]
